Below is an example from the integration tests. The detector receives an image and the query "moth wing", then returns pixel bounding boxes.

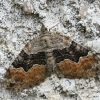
[4,36,50,90]
[53,35,99,78]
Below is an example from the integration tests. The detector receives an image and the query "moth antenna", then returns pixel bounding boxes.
[40,22,60,33]
[49,22,60,31]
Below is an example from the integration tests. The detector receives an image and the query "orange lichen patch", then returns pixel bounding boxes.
[4,65,48,89]
[56,54,99,78]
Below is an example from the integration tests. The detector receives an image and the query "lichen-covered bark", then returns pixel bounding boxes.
[0,0,100,100]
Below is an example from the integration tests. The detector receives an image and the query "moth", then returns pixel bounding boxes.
[4,25,99,90]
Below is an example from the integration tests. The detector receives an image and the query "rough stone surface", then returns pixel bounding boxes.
[0,0,100,100]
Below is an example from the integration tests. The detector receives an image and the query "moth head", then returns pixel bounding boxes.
[41,24,48,35]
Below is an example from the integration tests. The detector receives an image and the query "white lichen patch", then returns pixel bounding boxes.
[85,39,100,53]
[75,78,100,100]
[0,0,100,100]
[60,79,75,92]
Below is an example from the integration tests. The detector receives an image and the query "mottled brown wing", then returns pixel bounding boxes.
[53,41,99,78]
[4,37,50,90]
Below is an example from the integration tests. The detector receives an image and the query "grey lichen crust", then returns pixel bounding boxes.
[1,0,100,100]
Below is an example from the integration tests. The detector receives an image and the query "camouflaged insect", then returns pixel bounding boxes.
[4,25,100,90]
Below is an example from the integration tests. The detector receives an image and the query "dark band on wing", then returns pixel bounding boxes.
[53,41,90,63]
[12,50,47,71]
